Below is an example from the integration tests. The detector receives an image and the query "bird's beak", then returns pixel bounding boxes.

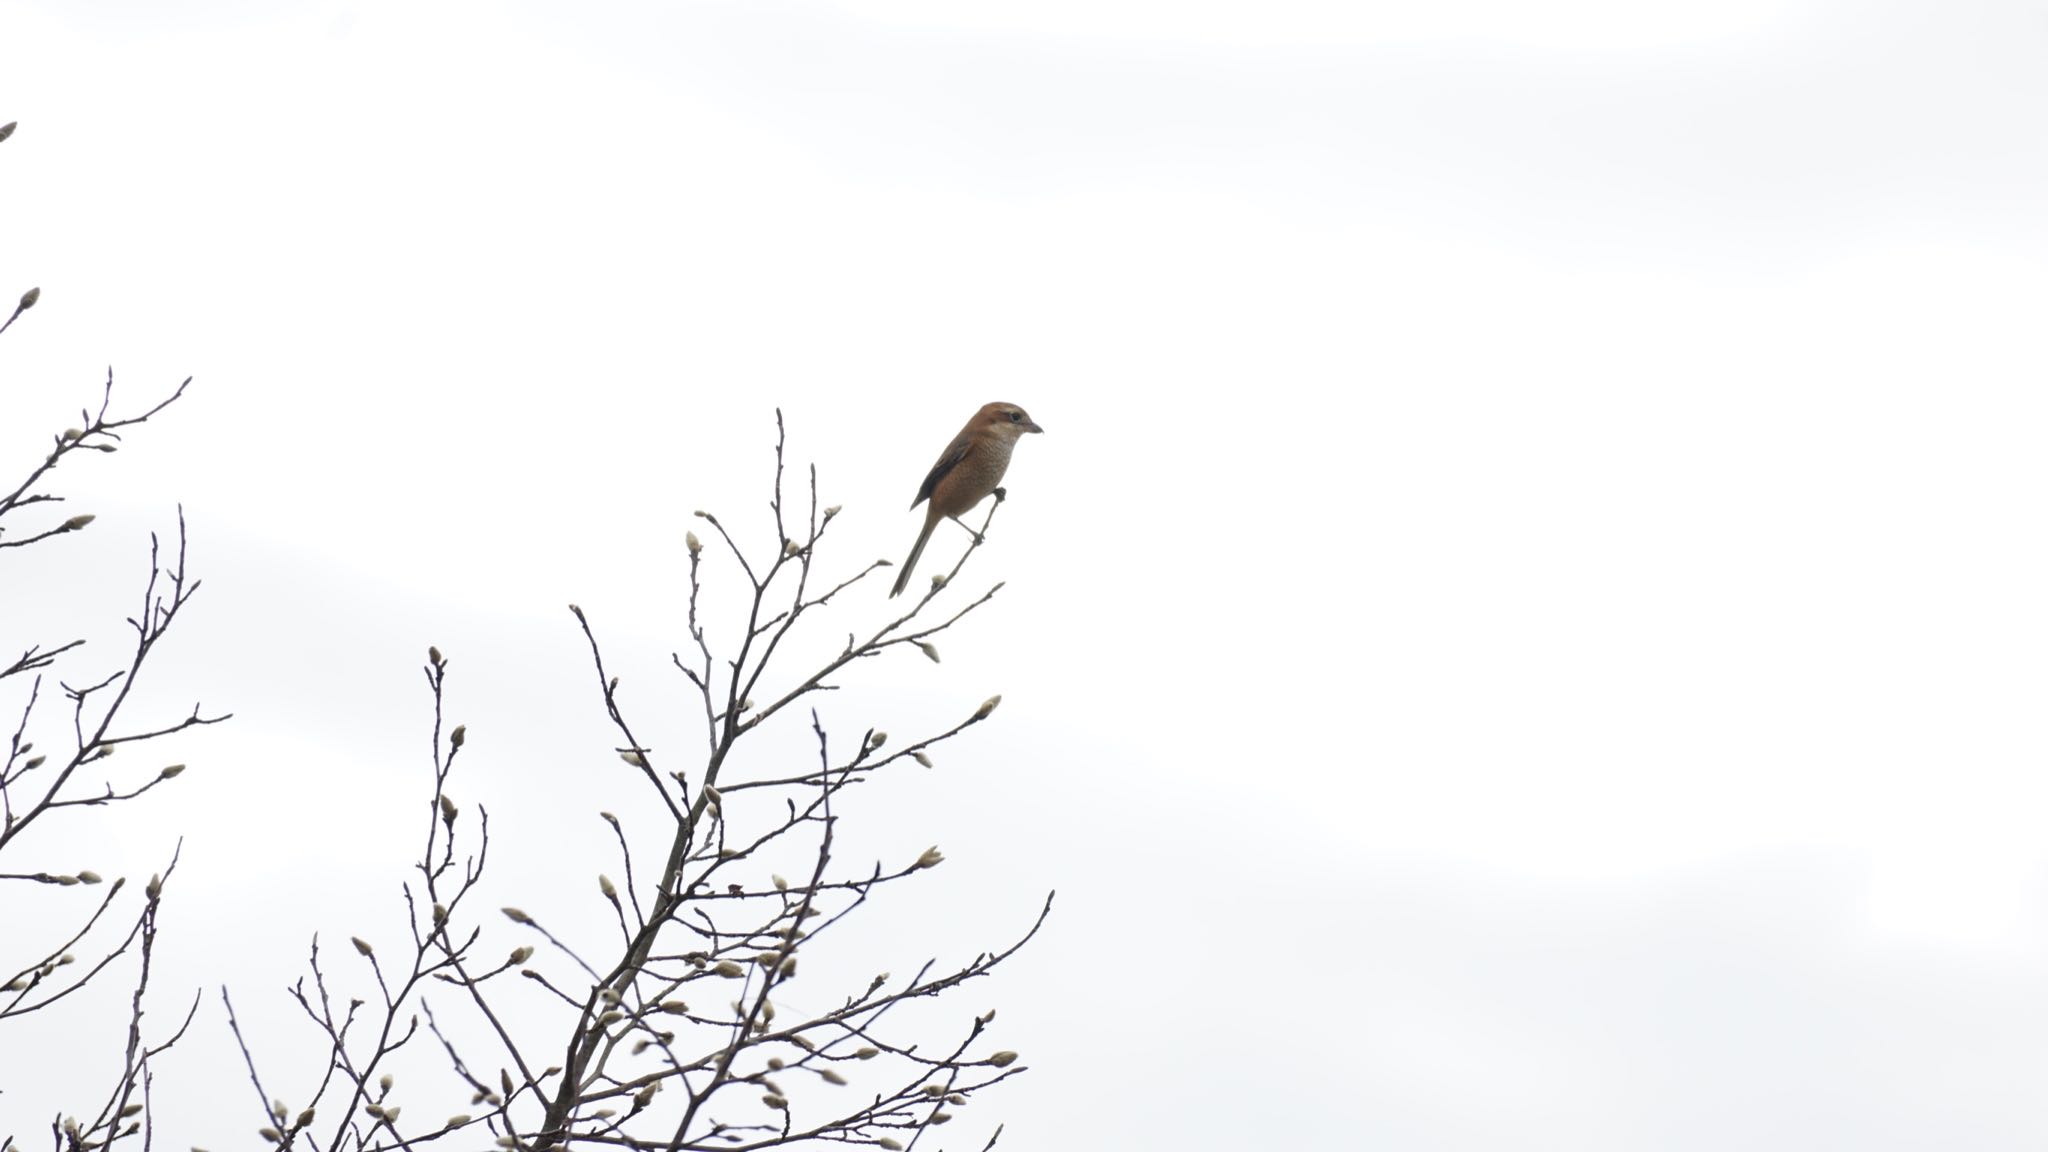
[1025,420,1044,434]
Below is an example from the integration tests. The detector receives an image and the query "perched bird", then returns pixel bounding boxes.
[890,402,1044,598]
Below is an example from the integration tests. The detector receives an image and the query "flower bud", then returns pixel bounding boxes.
[686,530,702,556]
[599,874,617,899]
[502,907,533,925]
[989,1050,1019,1067]
[19,286,39,310]
[77,870,102,884]
[159,763,186,779]
[60,514,96,531]
[914,846,944,870]
[912,751,932,768]
[819,1067,847,1085]
[509,945,533,964]
[973,695,1002,720]
[449,724,465,748]
[428,646,443,665]
[714,960,744,977]
[352,937,375,957]
[917,641,941,663]
[868,730,887,748]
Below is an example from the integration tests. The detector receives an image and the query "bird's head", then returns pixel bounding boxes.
[976,402,1044,438]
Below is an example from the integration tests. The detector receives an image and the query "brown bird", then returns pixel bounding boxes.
[890,402,1044,598]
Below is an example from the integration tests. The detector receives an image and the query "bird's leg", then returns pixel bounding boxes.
[946,515,986,546]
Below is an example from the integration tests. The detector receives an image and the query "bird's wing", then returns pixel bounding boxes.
[912,433,976,507]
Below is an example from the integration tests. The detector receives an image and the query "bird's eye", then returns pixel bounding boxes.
[1007,410,1023,422]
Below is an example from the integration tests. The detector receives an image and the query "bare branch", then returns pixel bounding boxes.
[229,411,1044,1152]
[0,371,191,533]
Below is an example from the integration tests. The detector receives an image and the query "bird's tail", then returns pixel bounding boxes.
[890,518,938,598]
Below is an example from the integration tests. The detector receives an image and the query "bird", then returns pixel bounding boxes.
[890,402,1044,598]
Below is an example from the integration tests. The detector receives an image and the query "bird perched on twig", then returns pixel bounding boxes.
[890,402,1044,598]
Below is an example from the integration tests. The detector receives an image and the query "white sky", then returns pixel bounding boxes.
[5,0,2048,1147]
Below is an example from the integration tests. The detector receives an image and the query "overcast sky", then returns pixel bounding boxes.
[5,0,2048,1147]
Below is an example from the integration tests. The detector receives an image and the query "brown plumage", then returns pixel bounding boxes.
[889,402,1044,598]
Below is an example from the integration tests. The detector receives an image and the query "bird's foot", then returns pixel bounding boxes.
[947,515,987,545]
